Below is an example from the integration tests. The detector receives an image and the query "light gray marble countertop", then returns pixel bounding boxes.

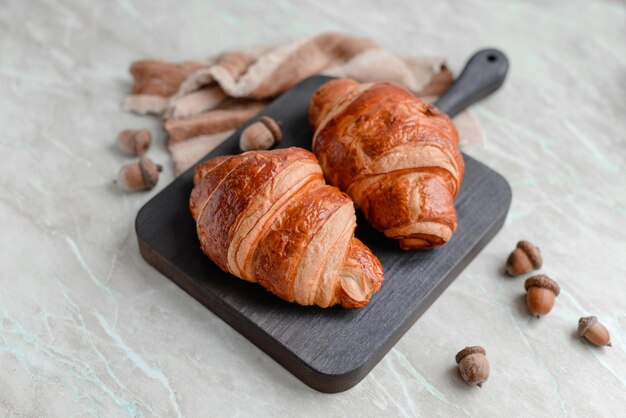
[1,0,625,416]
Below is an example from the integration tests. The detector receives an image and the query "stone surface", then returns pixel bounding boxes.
[1,0,625,417]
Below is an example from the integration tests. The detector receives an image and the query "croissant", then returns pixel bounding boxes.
[190,147,384,308]
[309,79,464,250]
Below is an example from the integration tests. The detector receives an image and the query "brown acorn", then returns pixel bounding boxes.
[578,316,612,347]
[505,240,542,276]
[117,129,152,156]
[455,346,490,388]
[524,275,560,318]
[115,157,162,192]
[239,116,282,152]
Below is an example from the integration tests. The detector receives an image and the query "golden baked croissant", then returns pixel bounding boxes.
[309,79,464,250]
[190,147,384,308]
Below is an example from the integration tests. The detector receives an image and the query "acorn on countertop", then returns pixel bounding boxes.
[239,116,282,152]
[115,157,162,192]
[506,240,542,276]
[117,128,152,156]
[524,274,560,318]
[455,346,490,388]
[578,316,612,347]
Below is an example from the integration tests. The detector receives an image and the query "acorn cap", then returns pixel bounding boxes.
[578,316,598,337]
[258,116,282,142]
[517,240,542,269]
[455,346,486,364]
[133,129,152,154]
[139,157,162,188]
[117,128,152,156]
[524,274,560,296]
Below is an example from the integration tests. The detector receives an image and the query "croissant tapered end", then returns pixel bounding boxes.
[337,238,384,308]
[193,155,231,185]
[308,79,359,130]
[399,231,452,250]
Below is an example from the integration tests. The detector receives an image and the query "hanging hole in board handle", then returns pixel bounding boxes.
[434,48,509,118]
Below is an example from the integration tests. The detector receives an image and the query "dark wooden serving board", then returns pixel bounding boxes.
[136,75,512,393]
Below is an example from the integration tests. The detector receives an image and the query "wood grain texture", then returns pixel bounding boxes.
[135,76,512,393]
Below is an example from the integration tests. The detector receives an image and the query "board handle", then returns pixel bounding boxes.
[434,49,509,118]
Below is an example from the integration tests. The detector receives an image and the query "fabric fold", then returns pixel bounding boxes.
[123,32,482,174]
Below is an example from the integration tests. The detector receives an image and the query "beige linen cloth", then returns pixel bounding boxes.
[124,33,482,174]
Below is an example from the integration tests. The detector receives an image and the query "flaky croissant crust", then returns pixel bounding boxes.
[190,147,383,308]
[309,79,464,250]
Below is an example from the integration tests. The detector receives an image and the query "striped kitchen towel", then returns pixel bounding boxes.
[124,33,481,174]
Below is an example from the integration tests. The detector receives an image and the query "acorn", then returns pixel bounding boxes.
[117,129,152,156]
[578,316,612,347]
[524,274,560,318]
[239,116,282,152]
[505,240,542,276]
[455,346,490,388]
[115,157,162,192]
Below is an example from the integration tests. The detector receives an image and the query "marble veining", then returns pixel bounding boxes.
[1,0,625,416]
